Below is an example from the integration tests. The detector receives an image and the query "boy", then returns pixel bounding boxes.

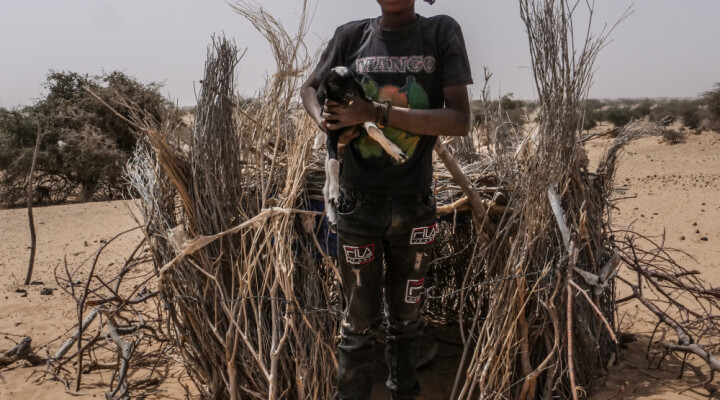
[301,1,472,399]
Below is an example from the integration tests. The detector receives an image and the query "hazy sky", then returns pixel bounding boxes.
[1,0,719,108]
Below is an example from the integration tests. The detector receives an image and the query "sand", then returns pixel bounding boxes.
[584,128,720,400]
[1,129,718,399]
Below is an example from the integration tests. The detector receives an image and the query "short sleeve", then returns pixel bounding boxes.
[438,17,473,87]
[312,27,346,83]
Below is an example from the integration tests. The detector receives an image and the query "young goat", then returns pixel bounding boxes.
[316,66,408,229]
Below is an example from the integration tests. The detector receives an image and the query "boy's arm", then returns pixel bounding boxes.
[381,85,471,137]
[300,75,325,132]
[301,75,362,144]
[322,84,472,137]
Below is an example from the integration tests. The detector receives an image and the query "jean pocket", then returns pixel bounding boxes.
[418,193,437,212]
[337,193,360,216]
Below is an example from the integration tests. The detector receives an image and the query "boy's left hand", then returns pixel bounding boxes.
[322,99,376,130]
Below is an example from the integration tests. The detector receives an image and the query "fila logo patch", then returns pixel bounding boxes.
[405,278,425,304]
[410,224,437,245]
[343,244,375,265]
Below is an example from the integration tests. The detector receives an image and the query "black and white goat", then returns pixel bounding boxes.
[316,66,407,229]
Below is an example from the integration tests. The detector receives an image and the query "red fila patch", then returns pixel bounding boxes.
[405,278,425,303]
[343,244,375,265]
[410,224,437,245]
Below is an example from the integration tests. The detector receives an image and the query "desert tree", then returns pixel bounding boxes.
[604,106,633,127]
[703,83,720,128]
[0,71,178,205]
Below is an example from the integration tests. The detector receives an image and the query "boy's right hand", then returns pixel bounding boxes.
[323,99,376,131]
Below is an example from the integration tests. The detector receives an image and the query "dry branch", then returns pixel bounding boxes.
[54,309,98,360]
[613,232,720,393]
[31,226,163,399]
[0,337,45,367]
[455,1,624,398]
[566,241,579,400]
[24,125,42,285]
[434,140,492,239]
[123,4,339,397]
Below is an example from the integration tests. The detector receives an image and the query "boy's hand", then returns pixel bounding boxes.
[322,99,377,130]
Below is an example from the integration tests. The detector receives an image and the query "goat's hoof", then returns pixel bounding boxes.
[329,222,338,234]
[392,151,408,164]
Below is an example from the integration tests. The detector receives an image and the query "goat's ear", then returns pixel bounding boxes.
[317,84,327,105]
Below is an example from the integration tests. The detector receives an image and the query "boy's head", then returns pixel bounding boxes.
[376,0,415,13]
[376,0,435,14]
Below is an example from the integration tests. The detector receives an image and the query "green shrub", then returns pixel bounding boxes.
[470,94,527,128]
[703,83,720,122]
[0,70,176,206]
[604,107,633,127]
[580,104,599,132]
[632,100,653,119]
[679,102,702,130]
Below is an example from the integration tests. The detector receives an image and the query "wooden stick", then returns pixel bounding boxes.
[567,240,579,400]
[569,280,618,343]
[548,183,571,252]
[106,318,133,399]
[433,141,493,238]
[159,207,322,275]
[436,196,512,217]
[436,196,471,216]
[55,308,98,359]
[24,125,42,285]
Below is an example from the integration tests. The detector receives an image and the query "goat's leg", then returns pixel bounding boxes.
[313,131,327,150]
[324,133,341,228]
[324,157,340,228]
[363,122,408,163]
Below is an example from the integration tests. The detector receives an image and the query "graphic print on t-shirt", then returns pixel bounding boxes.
[353,75,430,162]
[354,55,437,75]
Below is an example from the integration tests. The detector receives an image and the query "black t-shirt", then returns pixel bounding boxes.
[313,14,473,195]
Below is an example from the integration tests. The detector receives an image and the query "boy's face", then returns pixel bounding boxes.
[376,0,415,14]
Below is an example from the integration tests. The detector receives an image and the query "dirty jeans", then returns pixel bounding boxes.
[335,187,437,400]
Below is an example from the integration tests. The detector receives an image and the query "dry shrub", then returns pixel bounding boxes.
[450,2,720,398]
[661,128,686,144]
[128,2,340,398]
[450,1,629,398]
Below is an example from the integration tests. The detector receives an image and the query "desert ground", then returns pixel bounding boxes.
[585,126,720,400]
[1,127,718,399]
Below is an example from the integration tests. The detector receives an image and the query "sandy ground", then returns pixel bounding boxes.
[584,128,720,400]
[0,202,188,399]
[1,128,718,399]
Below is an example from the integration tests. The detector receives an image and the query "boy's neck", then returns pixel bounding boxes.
[379,10,417,30]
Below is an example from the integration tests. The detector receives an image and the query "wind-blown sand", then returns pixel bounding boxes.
[1,129,718,399]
